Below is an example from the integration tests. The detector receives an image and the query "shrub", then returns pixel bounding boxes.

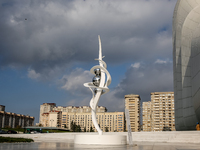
[0,136,34,143]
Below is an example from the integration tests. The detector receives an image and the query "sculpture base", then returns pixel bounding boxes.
[74,135,127,145]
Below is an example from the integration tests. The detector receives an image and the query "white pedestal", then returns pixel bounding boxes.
[74,135,127,145]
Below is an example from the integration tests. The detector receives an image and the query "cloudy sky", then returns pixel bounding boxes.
[0,0,176,123]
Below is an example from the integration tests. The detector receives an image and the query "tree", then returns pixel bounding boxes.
[76,125,82,132]
[5,126,11,129]
[105,127,109,132]
[16,125,21,129]
[139,125,143,131]
[64,124,67,128]
[70,121,76,132]
[84,127,86,132]
[70,121,82,132]
[38,123,43,127]
[89,126,94,132]
[162,126,171,131]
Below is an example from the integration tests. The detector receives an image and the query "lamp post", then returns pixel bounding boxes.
[50,119,54,133]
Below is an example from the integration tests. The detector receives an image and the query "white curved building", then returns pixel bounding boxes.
[173,0,200,130]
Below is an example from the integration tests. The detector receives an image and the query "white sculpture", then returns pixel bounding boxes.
[75,36,126,145]
[84,35,111,135]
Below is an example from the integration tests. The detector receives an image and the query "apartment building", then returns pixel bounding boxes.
[124,94,141,132]
[151,92,175,131]
[39,103,56,125]
[41,110,62,128]
[0,105,34,128]
[53,105,107,113]
[142,101,151,131]
[63,111,124,132]
[39,103,125,132]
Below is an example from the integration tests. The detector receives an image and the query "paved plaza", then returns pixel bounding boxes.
[0,142,200,150]
[1,132,200,149]
[1,131,200,143]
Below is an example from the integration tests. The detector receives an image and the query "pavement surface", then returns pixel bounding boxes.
[1,131,200,143]
[1,132,200,150]
[0,142,200,150]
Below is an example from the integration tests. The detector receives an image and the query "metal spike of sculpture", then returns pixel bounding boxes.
[84,35,111,135]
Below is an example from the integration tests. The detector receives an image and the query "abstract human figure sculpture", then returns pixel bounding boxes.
[84,35,111,135]
[75,37,126,145]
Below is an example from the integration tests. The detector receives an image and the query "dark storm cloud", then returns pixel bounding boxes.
[0,0,176,80]
[114,61,173,103]
[0,0,178,123]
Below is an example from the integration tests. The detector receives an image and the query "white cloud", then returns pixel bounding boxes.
[27,65,66,81]
[131,63,141,69]
[27,69,41,80]
[155,59,171,64]
[60,68,93,95]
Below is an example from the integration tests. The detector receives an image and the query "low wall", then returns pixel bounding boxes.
[1,131,200,143]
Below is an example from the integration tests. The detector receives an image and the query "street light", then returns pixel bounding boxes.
[50,119,54,133]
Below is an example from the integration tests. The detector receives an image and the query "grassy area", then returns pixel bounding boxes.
[0,136,34,143]
[2,128,24,133]
[2,128,71,133]
[41,129,70,133]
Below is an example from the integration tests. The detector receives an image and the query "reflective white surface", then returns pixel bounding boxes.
[173,0,200,130]
[1,142,200,150]
[84,35,111,135]
[74,135,127,145]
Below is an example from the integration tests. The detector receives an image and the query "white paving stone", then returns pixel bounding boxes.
[1,131,200,143]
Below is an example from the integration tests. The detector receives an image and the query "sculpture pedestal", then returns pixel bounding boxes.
[74,135,127,145]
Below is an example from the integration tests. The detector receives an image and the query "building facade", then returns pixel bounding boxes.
[39,103,56,125]
[173,0,200,130]
[0,105,34,128]
[150,92,175,131]
[41,110,62,128]
[63,111,124,132]
[39,103,125,132]
[124,94,141,132]
[142,101,151,132]
[49,110,62,128]
[53,105,107,113]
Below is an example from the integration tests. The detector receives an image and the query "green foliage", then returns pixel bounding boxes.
[38,124,43,127]
[105,127,109,132]
[84,127,86,132]
[0,136,34,143]
[2,128,24,133]
[89,126,94,132]
[70,121,82,132]
[16,125,21,129]
[76,125,82,132]
[70,121,76,132]
[41,129,70,133]
[162,126,171,131]
[2,128,70,134]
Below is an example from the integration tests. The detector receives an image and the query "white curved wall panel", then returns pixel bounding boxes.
[173,0,200,130]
